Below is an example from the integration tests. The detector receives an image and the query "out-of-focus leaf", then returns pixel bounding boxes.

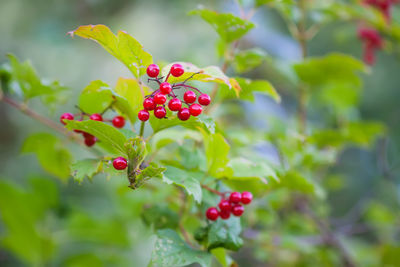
[233,48,267,73]
[208,217,243,251]
[65,120,127,155]
[21,133,72,181]
[71,159,102,183]
[78,80,113,114]
[293,53,366,89]
[203,133,232,178]
[273,171,325,198]
[150,115,216,135]
[211,248,235,267]
[150,229,211,267]
[69,25,152,78]
[151,129,202,150]
[135,162,166,188]
[228,157,278,182]
[63,253,104,267]
[141,205,179,230]
[189,9,255,43]
[163,166,202,203]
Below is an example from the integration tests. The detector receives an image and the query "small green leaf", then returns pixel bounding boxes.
[21,133,72,181]
[65,120,127,155]
[208,217,243,251]
[163,166,202,203]
[236,78,280,102]
[189,9,255,43]
[78,80,113,114]
[233,48,267,73]
[70,159,102,183]
[69,25,153,78]
[135,162,166,188]
[150,229,212,267]
[141,205,179,230]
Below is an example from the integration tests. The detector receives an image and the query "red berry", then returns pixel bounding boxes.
[189,104,202,117]
[168,98,182,111]
[220,210,231,220]
[82,132,93,139]
[138,110,150,121]
[84,135,96,147]
[231,204,244,217]
[90,113,103,121]
[160,82,172,95]
[206,207,219,221]
[170,63,184,77]
[218,200,231,213]
[154,106,166,119]
[241,191,253,205]
[229,192,242,203]
[112,116,125,128]
[198,94,211,106]
[146,64,159,78]
[154,93,167,105]
[143,97,156,111]
[60,113,74,125]
[177,108,190,121]
[183,91,196,103]
[113,156,127,170]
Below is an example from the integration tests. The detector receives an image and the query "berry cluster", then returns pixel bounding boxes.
[138,63,211,122]
[206,191,253,221]
[59,112,125,146]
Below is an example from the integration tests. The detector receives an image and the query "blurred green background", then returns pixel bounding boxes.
[1,0,400,266]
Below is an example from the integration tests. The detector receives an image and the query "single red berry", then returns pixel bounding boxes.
[206,207,219,221]
[168,98,182,111]
[189,104,202,117]
[177,108,190,121]
[218,200,231,213]
[112,116,125,128]
[160,82,172,95]
[60,113,74,125]
[82,132,93,139]
[183,91,197,103]
[241,191,253,205]
[220,210,231,220]
[231,204,244,217]
[198,94,211,106]
[113,156,128,170]
[154,106,166,119]
[170,63,184,77]
[154,93,167,105]
[229,192,242,203]
[90,113,103,121]
[84,135,96,147]
[143,97,156,110]
[146,64,159,78]
[138,110,150,121]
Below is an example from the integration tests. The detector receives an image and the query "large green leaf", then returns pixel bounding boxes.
[65,120,127,155]
[78,80,113,114]
[70,159,102,183]
[163,166,202,203]
[69,24,153,78]
[207,217,243,251]
[150,229,212,267]
[21,133,72,181]
[189,9,255,43]
[228,157,278,182]
[203,133,232,178]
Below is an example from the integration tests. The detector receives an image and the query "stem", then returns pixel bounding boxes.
[201,184,224,197]
[139,121,145,137]
[172,84,202,93]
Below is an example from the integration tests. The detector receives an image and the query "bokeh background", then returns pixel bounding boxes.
[1,0,399,266]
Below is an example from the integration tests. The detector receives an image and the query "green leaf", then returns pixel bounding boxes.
[150,229,211,267]
[228,157,278,182]
[203,133,232,178]
[151,129,203,150]
[163,166,202,203]
[274,171,325,198]
[345,121,385,147]
[70,159,102,183]
[141,205,179,230]
[21,133,72,181]
[78,80,113,114]
[189,9,255,43]
[135,162,166,188]
[65,120,127,155]
[233,77,280,102]
[233,48,267,73]
[211,248,235,267]
[293,53,366,89]
[161,62,238,90]
[6,54,66,103]
[69,24,153,78]
[208,217,243,251]
[150,115,216,135]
